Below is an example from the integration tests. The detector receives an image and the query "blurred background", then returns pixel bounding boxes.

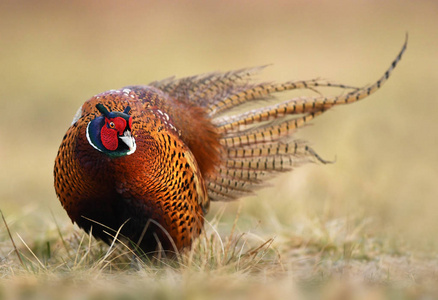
[0,0,436,253]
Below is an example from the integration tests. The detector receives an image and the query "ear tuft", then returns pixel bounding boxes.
[96,104,110,116]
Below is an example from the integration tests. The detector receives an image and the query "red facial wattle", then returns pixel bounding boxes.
[100,117,127,151]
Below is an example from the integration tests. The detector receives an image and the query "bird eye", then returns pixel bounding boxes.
[109,122,115,129]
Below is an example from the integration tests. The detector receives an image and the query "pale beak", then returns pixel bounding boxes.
[119,130,136,155]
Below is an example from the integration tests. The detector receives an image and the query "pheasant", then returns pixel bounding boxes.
[54,37,407,255]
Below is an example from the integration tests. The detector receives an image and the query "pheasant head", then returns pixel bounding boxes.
[86,104,136,157]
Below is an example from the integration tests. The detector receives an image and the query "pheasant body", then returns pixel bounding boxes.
[55,86,214,252]
[54,38,407,255]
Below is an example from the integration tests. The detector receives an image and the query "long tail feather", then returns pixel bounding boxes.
[219,112,322,147]
[207,79,359,117]
[150,66,266,108]
[214,34,407,135]
[205,35,408,202]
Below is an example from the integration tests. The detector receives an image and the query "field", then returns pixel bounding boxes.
[1,1,437,299]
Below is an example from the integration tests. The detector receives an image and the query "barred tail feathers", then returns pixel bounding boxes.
[206,35,407,202]
[213,34,408,135]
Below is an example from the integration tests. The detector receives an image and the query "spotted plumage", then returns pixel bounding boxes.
[54,36,407,255]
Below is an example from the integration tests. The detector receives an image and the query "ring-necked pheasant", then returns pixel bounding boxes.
[54,36,407,255]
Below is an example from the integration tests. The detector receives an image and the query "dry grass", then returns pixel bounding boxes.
[1,208,437,299]
[1,0,438,299]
